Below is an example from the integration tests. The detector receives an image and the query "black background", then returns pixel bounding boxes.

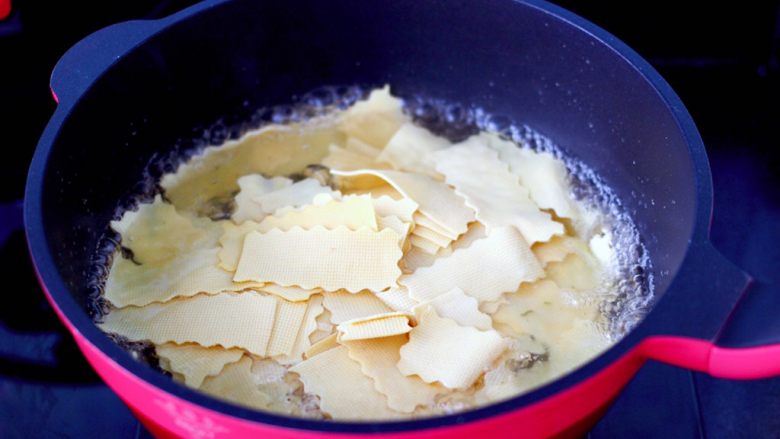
[0,1,778,437]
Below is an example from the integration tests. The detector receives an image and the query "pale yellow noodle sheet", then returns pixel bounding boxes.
[111,195,221,264]
[376,122,449,177]
[411,225,452,248]
[161,124,343,213]
[432,141,563,244]
[408,234,442,255]
[375,287,419,312]
[398,307,508,389]
[344,335,443,413]
[322,144,387,171]
[219,194,380,272]
[267,299,309,357]
[331,169,473,239]
[274,295,325,365]
[422,288,493,330]
[322,290,392,324]
[290,346,400,419]
[337,312,412,341]
[233,227,403,293]
[104,247,264,307]
[156,343,244,388]
[338,86,407,149]
[304,333,339,359]
[370,195,418,222]
[400,227,543,303]
[258,284,322,302]
[100,292,277,356]
[199,356,272,410]
[480,132,578,219]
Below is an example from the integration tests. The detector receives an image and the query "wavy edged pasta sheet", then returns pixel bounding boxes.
[322,144,387,171]
[377,216,411,249]
[411,225,451,248]
[344,136,383,158]
[234,227,403,292]
[532,235,592,268]
[336,312,412,341]
[105,195,260,307]
[232,175,293,223]
[375,287,419,312]
[104,247,264,307]
[479,295,508,315]
[199,356,272,410]
[331,169,473,239]
[421,288,492,330]
[322,290,392,324]
[402,246,443,272]
[304,333,339,359]
[344,335,443,413]
[274,295,325,365]
[309,308,335,345]
[218,221,261,271]
[161,123,343,214]
[432,141,563,244]
[398,306,508,389]
[400,226,543,303]
[219,195,376,272]
[339,86,407,149]
[412,213,457,241]
[111,195,221,265]
[100,292,277,356]
[156,343,244,388]
[259,284,322,302]
[371,195,418,222]
[267,299,309,357]
[408,235,442,255]
[480,132,578,219]
[450,222,488,251]
[546,252,601,292]
[290,346,401,419]
[376,122,449,177]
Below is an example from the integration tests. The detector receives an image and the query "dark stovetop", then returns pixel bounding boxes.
[1,1,778,438]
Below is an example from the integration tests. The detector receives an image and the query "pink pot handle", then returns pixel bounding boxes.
[641,279,780,379]
[707,280,780,378]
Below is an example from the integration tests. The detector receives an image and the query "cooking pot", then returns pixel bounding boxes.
[24,0,780,437]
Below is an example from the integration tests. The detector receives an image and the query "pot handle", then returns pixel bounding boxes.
[49,0,226,106]
[49,19,166,107]
[708,280,780,378]
[639,242,780,379]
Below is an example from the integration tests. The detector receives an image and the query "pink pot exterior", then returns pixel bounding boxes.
[37,274,646,439]
[35,263,780,438]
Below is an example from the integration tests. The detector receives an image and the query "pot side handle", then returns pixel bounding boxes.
[48,0,226,106]
[708,280,780,379]
[49,19,165,107]
[640,243,780,379]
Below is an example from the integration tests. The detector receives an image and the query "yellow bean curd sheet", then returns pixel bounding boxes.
[99,86,615,420]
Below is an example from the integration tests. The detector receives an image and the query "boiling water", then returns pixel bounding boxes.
[86,84,653,402]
